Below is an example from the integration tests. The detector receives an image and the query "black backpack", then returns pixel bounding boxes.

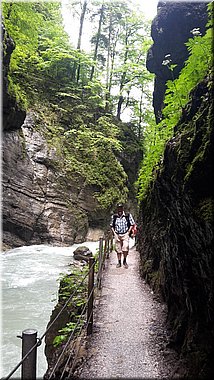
[112,213,131,230]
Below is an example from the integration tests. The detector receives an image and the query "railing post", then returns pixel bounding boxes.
[21,329,37,380]
[102,238,108,269]
[99,237,103,257]
[106,238,110,259]
[87,257,95,335]
[110,236,113,252]
[97,237,103,290]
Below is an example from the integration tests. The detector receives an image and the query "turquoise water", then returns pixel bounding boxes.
[1,242,99,378]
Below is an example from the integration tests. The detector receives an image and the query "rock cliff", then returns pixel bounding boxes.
[2,25,140,249]
[146,1,208,122]
[2,23,26,131]
[3,112,95,247]
[137,74,214,377]
[3,110,140,248]
[2,24,105,248]
[138,2,214,377]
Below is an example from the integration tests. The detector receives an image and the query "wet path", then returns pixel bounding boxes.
[75,246,178,379]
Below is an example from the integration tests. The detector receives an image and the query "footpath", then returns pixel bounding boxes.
[75,245,180,379]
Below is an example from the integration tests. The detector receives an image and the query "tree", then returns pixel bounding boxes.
[90,2,105,81]
[75,0,88,82]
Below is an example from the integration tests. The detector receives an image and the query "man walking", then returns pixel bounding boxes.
[110,204,135,269]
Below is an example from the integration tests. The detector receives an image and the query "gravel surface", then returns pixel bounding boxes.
[75,246,180,379]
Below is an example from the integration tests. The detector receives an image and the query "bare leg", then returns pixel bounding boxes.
[123,251,128,268]
[115,238,123,267]
[123,251,128,263]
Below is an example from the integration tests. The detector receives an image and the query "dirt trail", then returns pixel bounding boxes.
[75,245,179,379]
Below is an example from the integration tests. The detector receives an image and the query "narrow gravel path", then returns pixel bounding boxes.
[75,245,179,379]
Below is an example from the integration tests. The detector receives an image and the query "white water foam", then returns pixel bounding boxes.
[1,241,99,378]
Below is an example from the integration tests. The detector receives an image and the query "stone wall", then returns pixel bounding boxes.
[137,75,214,377]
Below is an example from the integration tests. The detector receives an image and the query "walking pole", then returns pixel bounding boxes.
[21,329,38,380]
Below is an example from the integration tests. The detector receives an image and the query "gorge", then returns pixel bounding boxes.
[137,1,214,378]
[2,1,213,379]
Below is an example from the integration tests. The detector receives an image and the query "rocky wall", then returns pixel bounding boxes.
[2,23,140,249]
[137,75,214,378]
[146,1,208,122]
[2,23,26,131]
[2,111,108,248]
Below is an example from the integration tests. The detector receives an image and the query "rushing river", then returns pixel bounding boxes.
[1,241,99,379]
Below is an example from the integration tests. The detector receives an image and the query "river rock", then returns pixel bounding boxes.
[73,246,93,262]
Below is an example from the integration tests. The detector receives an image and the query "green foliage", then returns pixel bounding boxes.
[53,265,88,347]
[2,1,93,107]
[197,198,214,223]
[52,248,103,348]
[53,319,84,347]
[137,116,172,199]
[3,0,132,209]
[162,24,212,131]
[46,111,129,208]
[137,4,213,201]
[3,0,153,209]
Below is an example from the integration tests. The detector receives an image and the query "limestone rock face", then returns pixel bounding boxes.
[146,1,208,122]
[2,25,108,249]
[137,76,214,378]
[2,112,106,248]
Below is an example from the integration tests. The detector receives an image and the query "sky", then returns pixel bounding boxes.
[61,0,159,51]
[131,0,159,19]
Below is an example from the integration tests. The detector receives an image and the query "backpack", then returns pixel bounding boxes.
[130,223,137,238]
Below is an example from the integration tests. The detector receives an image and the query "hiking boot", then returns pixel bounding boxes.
[116,263,121,268]
[123,262,128,269]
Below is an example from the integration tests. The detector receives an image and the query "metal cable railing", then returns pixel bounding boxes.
[2,265,92,380]
[2,339,40,380]
[2,235,113,380]
[48,260,96,379]
[59,285,96,380]
[67,306,94,378]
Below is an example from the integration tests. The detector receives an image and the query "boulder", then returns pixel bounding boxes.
[73,246,93,262]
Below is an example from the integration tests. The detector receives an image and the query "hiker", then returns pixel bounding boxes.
[110,204,135,269]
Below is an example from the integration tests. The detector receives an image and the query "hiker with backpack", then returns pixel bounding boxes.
[110,204,135,269]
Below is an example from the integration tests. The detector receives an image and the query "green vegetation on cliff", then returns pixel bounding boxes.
[137,2,213,200]
[52,265,88,347]
[2,0,153,209]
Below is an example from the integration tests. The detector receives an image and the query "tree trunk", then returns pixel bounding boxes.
[138,87,143,140]
[72,0,87,82]
[116,32,129,120]
[116,95,124,120]
[90,3,104,81]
